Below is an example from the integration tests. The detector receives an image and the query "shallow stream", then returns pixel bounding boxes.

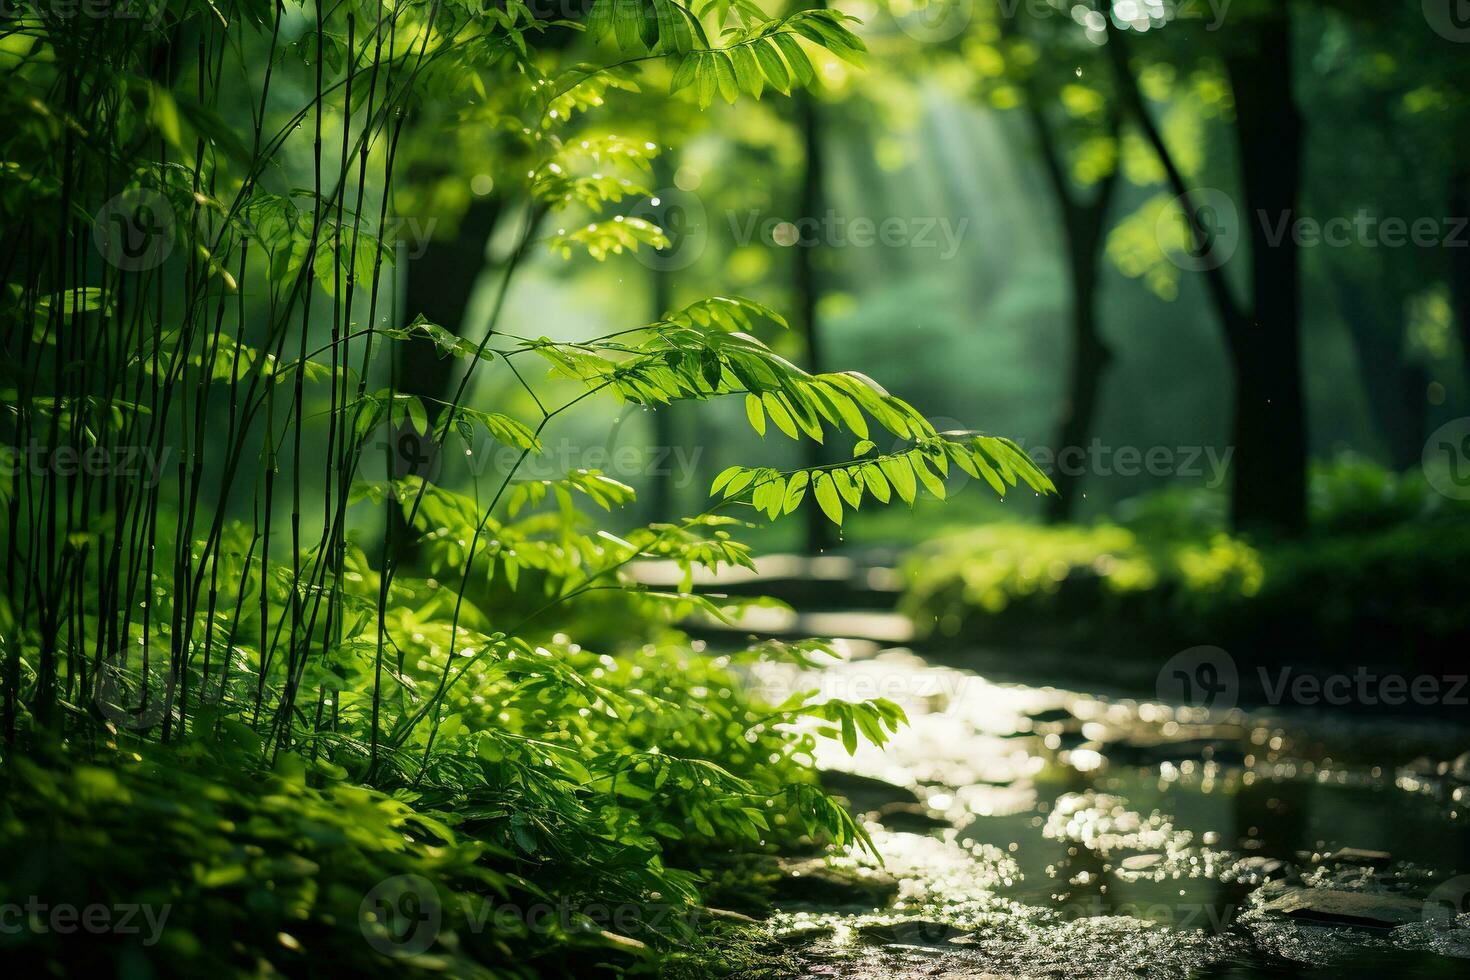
[747,646,1470,978]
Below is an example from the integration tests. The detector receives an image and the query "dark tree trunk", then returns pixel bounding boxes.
[796,87,835,553]
[1107,17,1309,537]
[1336,278,1426,471]
[398,198,503,423]
[390,197,502,565]
[1046,239,1113,522]
[1007,19,1119,524]
[649,153,676,523]
[1223,14,1308,535]
[1450,168,1470,397]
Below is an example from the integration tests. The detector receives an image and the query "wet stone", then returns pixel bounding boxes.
[819,769,922,812]
[856,919,972,946]
[1235,856,1288,879]
[1258,887,1424,929]
[1118,853,1165,873]
[774,858,899,909]
[874,801,952,834]
[1323,847,1392,868]
[1025,707,1075,726]
[772,924,835,946]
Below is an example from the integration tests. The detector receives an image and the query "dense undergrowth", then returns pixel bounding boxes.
[0,1,1055,975]
[903,457,1470,674]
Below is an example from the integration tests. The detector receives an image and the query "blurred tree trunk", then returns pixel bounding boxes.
[1450,167,1470,397]
[1108,16,1307,536]
[649,153,676,523]
[1022,101,1120,524]
[1335,277,1426,471]
[390,197,502,563]
[398,198,503,423]
[1222,14,1307,535]
[796,82,835,553]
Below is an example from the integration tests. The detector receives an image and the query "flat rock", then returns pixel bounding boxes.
[856,919,971,946]
[818,769,922,811]
[873,801,951,833]
[1025,707,1075,726]
[1119,853,1165,872]
[1324,847,1392,868]
[1236,856,1288,879]
[773,858,899,908]
[1259,887,1423,929]
[772,924,835,946]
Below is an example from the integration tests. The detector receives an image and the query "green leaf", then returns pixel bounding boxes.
[782,471,809,513]
[754,38,791,94]
[773,34,815,88]
[878,455,917,504]
[762,392,799,439]
[712,51,739,104]
[730,44,763,99]
[745,393,766,435]
[913,453,947,500]
[813,473,843,525]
